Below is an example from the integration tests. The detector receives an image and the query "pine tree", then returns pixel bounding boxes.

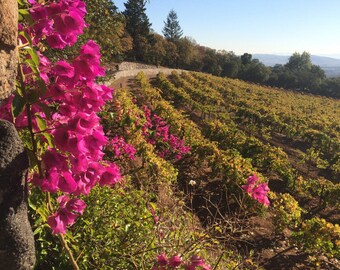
[123,0,152,61]
[162,9,183,41]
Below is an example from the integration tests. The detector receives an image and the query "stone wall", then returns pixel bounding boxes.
[0,0,18,102]
[117,61,159,71]
[105,68,184,86]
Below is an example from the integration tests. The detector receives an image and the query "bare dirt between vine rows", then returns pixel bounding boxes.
[107,72,339,270]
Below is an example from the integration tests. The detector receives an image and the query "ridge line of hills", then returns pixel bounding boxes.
[253,54,340,77]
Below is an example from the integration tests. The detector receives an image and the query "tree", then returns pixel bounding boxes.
[162,9,183,41]
[239,60,270,83]
[45,0,132,63]
[285,51,312,71]
[82,0,132,62]
[123,0,153,61]
[241,53,252,65]
[220,51,241,78]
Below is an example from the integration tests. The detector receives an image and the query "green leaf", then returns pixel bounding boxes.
[26,47,40,66]
[25,58,39,75]
[27,89,40,104]
[18,30,33,46]
[11,94,26,118]
[149,202,157,211]
[36,206,49,222]
[26,149,38,168]
[15,80,25,97]
[28,196,37,211]
[35,114,47,131]
[18,9,30,16]
[37,79,47,96]
[42,132,54,148]
[17,0,27,6]
[18,9,33,24]
[37,102,52,119]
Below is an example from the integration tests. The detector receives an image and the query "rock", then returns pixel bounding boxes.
[0,120,36,270]
[0,0,18,101]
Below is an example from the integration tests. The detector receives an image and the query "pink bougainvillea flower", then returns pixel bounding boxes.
[169,254,182,267]
[157,253,168,266]
[241,183,253,194]
[68,112,98,134]
[70,153,89,173]
[252,183,270,207]
[30,5,48,20]
[58,171,77,193]
[46,33,67,49]
[73,41,105,80]
[185,255,212,270]
[42,149,68,171]
[33,19,53,38]
[54,10,85,36]
[53,127,72,151]
[99,163,122,186]
[66,198,86,214]
[110,136,136,160]
[53,60,75,79]
[41,168,60,193]
[247,174,259,186]
[242,174,270,207]
[68,133,88,156]
[100,84,113,101]
[78,40,101,61]
[47,196,86,234]
[85,129,107,152]
[47,212,68,234]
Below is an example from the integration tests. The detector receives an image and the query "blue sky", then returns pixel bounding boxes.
[114,0,340,58]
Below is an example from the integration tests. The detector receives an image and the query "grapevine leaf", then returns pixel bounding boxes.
[149,202,157,211]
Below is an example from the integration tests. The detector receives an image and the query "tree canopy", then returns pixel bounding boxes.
[123,0,153,62]
[162,9,183,41]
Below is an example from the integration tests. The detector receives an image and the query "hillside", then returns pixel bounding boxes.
[8,1,340,269]
[92,70,339,269]
[253,54,340,77]
[27,67,340,269]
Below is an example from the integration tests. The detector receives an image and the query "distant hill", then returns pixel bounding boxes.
[253,54,340,77]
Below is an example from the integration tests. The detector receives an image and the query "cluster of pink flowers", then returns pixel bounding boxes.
[28,0,86,49]
[0,0,123,234]
[109,135,136,160]
[47,195,86,234]
[152,254,211,270]
[242,174,270,207]
[142,106,190,160]
[36,41,120,233]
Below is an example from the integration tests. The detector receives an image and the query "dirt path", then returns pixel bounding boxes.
[105,68,183,89]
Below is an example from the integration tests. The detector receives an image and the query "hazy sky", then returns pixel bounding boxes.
[114,0,340,57]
